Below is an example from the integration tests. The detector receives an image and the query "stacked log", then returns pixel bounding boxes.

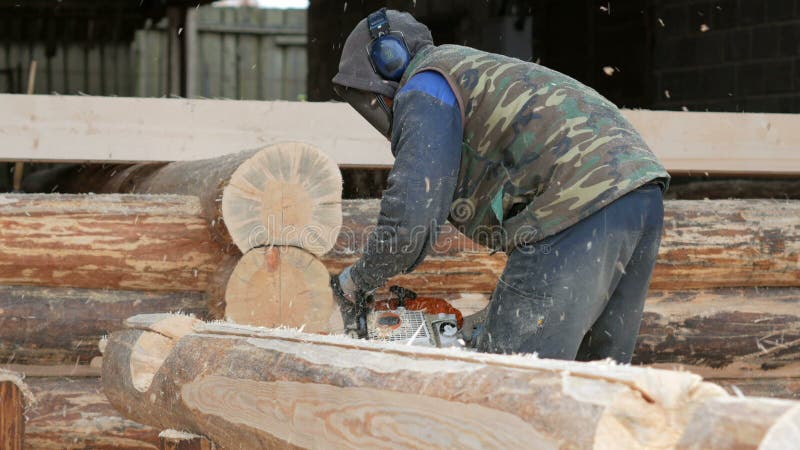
[101,314,800,449]
[24,377,159,449]
[2,194,799,374]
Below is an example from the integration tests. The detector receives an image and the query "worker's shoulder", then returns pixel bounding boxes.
[397,71,457,107]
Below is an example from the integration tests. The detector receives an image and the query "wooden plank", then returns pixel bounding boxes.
[260,9,285,100]
[220,9,237,99]
[1,94,798,173]
[0,379,24,450]
[236,8,259,100]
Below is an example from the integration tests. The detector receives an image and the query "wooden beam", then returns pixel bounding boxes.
[25,377,159,449]
[102,314,800,449]
[1,94,799,174]
[0,193,222,292]
[0,285,206,365]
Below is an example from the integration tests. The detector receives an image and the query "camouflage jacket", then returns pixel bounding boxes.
[399,45,670,251]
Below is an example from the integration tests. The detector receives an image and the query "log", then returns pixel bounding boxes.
[634,288,800,371]
[0,193,221,291]
[324,199,800,293]
[664,178,800,200]
[0,370,32,450]
[25,376,159,449]
[713,378,800,400]
[676,397,800,450]
[52,142,342,256]
[421,288,800,374]
[102,314,800,449]
[223,247,342,332]
[0,286,206,365]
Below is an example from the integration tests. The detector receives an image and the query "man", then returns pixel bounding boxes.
[330,9,669,363]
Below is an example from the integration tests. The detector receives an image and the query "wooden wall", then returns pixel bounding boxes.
[0,6,307,101]
[135,7,307,100]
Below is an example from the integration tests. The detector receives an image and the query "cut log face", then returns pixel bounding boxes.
[222,142,343,256]
[224,247,342,333]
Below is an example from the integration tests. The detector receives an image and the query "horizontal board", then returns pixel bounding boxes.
[2,94,799,173]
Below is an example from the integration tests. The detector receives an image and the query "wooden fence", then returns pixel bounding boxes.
[0,7,307,101]
[135,7,307,100]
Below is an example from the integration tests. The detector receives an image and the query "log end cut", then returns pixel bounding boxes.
[222,142,343,256]
[224,247,342,333]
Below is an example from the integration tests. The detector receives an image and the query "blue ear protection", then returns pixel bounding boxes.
[365,8,411,82]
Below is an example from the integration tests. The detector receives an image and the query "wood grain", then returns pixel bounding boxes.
[324,199,800,294]
[222,141,342,255]
[3,94,799,174]
[0,193,222,292]
[224,247,341,332]
[101,315,800,450]
[0,380,24,450]
[0,286,206,365]
[25,377,159,449]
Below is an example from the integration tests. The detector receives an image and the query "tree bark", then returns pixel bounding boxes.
[25,376,160,449]
[0,286,206,365]
[102,314,800,450]
[634,288,800,372]
[223,247,341,333]
[713,378,800,400]
[0,193,221,291]
[325,199,800,293]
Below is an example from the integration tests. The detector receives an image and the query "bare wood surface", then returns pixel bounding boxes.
[0,382,24,450]
[0,370,29,450]
[223,247,341,332]
[0,193,221,291]
[1,365,101,378]
[222,141,342,255]
[0,286,206,365]
[3,94,800,175]
[325,199,800,293]
[102,314,800,450]
[25,377,159,449]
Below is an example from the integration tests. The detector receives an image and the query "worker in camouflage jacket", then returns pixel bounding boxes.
[330,9,669,363]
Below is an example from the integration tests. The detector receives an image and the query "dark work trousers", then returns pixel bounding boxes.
[475,183,664,363]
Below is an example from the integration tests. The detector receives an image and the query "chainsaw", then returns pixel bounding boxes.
[366,286,465,348]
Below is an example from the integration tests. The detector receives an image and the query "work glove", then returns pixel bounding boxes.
[330,266,372,339]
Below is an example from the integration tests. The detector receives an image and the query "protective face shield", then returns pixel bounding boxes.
[334,84,393,139]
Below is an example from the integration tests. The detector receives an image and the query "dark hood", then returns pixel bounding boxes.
[332,9,434,98]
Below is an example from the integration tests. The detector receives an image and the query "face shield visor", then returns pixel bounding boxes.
[333,84,393,139]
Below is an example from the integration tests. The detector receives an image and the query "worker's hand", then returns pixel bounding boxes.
[331,267,371,339]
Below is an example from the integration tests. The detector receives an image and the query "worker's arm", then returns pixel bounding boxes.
[342,71,462,295]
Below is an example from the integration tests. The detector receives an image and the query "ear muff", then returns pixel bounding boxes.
[366,8,411,82]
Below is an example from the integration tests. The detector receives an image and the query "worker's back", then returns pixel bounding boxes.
[401,44,669,250]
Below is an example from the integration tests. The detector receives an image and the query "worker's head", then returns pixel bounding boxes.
[332,9,433,137]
